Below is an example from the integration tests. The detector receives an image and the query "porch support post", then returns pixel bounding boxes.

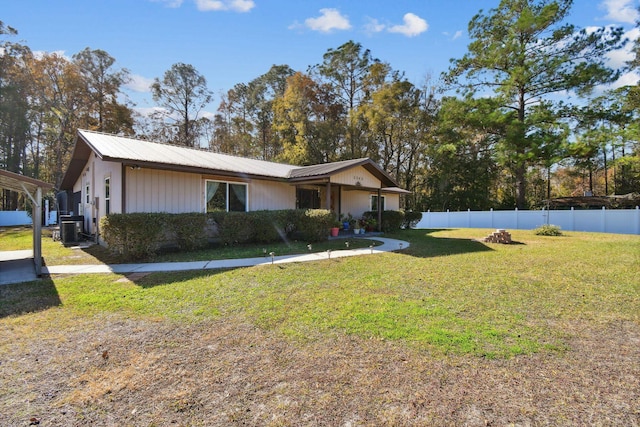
[32,187,43,276]
[377,188,382,232]
[325,181,332,215]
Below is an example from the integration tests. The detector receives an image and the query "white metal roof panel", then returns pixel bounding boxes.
[79,130,299,179]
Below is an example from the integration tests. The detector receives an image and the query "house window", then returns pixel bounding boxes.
[205,180,248,212]
[370,195,385,211]
[104,177,110,215]
[85,183,90,204]
[296,188,320,209]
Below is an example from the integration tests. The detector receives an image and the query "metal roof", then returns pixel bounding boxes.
[81,130,297,178]
[60,130,401,190]
[288,157,399,187]
[0,169,54,195]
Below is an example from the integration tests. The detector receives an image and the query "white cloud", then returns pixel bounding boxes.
[600,0,639,24]
[126,74,155,93]
[194,0,255,12]
[606,27,639,68]
[443,30,463,40]
[305,8,351,33]
[364,17,386,35]
[201,110,216,120]
[612,70,640,88]
[134,106,163,118]
[388,13,428,37]
[32,50,68,60]
[150,0,184,8]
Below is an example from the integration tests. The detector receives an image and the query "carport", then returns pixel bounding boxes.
[0,170,54,281]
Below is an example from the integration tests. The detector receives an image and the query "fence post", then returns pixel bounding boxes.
[571,207,575,231]
[490,208,494,228]
[446,209,450,227]
[601,206,606,233]
[515,207,519,230]
[467,208,471,228]
[636,206,640,235]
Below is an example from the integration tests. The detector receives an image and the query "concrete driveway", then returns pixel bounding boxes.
[0,250,37,285]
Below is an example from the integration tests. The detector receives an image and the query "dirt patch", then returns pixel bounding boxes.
[1,315,639,426]
[114,273,152,283]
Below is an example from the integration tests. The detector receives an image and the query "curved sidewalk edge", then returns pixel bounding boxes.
[43,237,410,276]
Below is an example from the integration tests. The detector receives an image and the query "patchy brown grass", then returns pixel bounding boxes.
[2,228,639,425]
[2,311,639,426]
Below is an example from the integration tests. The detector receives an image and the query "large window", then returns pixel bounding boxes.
[370,194,386,211]
[206,180,248,212]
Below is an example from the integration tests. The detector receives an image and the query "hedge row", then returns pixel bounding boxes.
[100,209,335,259]
[100,212,209,259]
[361,210,422,232]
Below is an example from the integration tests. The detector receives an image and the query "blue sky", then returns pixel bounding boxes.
[3,0,639,117]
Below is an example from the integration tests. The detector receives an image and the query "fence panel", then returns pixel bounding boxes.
[0,211,58,227]
[417,207,640,235]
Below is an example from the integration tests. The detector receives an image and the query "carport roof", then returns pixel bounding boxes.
[0,170,54,194]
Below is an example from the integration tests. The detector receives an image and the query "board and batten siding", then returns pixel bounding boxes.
[126,168,201,213]
[331,166,381,188]
[385,194,400,211]
[94,158,122,215]
[250,179,295,210]
[340,190,400,219]
[340,190,371,219]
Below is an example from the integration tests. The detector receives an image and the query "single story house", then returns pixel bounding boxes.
[59,130,409,237]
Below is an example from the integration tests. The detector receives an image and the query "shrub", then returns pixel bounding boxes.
[403,210,423,229]
[250,210,292,243]
[100,213,165,259]
[172,213,208,251]
[219,212,256,244]
[534,224,563,236]
[295,209,333,242]
[362,210,405,232]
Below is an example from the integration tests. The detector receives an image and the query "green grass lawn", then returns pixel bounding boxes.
[2,227,638,358]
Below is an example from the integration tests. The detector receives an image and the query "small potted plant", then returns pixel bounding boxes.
[348,214,358,233]
[340,213,351,231]
[365,218,377,232]
[353,218,361,235]
[330,220,341,237]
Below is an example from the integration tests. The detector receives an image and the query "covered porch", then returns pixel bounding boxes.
[288,158,410,230]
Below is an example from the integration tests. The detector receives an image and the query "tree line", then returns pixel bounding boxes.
[1,0,639,212]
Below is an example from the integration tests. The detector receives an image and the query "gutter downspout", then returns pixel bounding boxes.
[121,163,127,214]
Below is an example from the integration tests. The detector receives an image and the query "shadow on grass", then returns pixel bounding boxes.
[393,229,498,258]
[0,277,61,318]
[125,268,232,289]
[78,242,126,264]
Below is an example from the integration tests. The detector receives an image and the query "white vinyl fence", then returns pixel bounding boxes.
[416,207,640,235]
[0,210,57,227]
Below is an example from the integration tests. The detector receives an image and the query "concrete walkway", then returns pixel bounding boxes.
[40,237,410,276]
[0,250,37,285]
